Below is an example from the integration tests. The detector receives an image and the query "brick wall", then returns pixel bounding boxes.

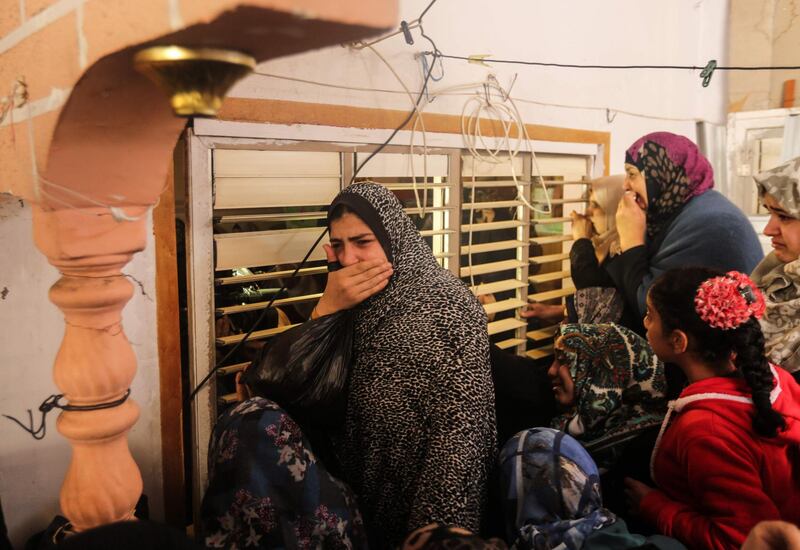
[0,0,176,200]
[0,0,396,202]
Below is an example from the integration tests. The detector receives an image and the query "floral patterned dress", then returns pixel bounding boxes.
[200,397,368,549]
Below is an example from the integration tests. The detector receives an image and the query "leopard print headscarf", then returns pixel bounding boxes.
[329,183,496,547]
[625,132,714,239]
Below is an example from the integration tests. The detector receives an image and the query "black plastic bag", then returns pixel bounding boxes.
[241,309,354,427]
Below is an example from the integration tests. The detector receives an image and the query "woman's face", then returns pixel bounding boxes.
[329,212,389,267]
[624,164,648,210]
[762,193,800,263]
[587,191,607,234]
[547,352,576,408]
[644,294,675,362]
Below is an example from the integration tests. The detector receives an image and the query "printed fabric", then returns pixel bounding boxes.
[754,156,800,219]
[573,287,625,325]
[498,427,616,550]
[751,253,800,372]
[589,174,625,263]
[551,323,667,466]
[200,397,368,549]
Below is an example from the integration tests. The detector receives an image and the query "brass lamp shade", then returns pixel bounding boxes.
[134,46,256,117]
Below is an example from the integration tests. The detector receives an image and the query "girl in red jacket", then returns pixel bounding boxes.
[624,267,800,550]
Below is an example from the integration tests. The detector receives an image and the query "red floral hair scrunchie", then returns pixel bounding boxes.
[694,271,766,330]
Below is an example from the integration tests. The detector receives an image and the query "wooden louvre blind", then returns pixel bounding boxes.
[526,154,591,359]
[461,155,529,353]
[206,146,593,407]
[211,149,340,405]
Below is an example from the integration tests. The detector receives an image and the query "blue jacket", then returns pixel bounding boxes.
[606,190,764,317]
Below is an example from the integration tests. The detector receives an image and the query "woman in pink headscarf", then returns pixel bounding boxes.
[607,131,763,324]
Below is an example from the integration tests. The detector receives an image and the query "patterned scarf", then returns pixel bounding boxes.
[751,254,800,373]
[200,398,367,549]
[755,157,800,218]
[752,157,800,372]
[551,324,667,465]
[625,132,714,239]
[498,428,616,550]
[573,287,624,325]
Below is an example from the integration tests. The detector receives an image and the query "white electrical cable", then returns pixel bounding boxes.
[11,74,153,222]
[422,76,554,296]
[468,156,478,288]
[366,45,429,217]
[39,176,149,221]
[457,77,552,215]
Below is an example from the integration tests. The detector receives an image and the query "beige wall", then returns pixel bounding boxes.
[770,0,800,107]
[729,0,800,112]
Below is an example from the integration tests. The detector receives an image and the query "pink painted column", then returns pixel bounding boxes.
[33,204,150,531]
[0,1,397,533]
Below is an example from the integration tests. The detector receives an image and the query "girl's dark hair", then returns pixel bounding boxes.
[649,267,786,438]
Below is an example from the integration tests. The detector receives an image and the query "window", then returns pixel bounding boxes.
[187,143,591,405]
[193,145,591,398]
[179,128,597,512]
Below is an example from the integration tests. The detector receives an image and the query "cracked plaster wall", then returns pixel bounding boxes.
[770,0,800,107]
[729,0,800,111]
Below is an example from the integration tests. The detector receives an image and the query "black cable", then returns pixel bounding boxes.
[435,53,800,71]
[418,0,439,21]
[187,228,329,402]
[189,4,442,403]
[4,390,131,440]
[351,49,439,184]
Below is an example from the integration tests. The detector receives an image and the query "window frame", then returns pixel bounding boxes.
[174,115,608,523]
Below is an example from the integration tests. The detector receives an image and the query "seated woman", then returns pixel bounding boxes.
[523,174,636,329]
[199,396,368,549]
[314,183,497,548]
[497,427,684,550]
[608,132,763,321]
[752,157,800,378]
[548,323,668,519]
[549,323,667,472]
[625,267,800,550]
